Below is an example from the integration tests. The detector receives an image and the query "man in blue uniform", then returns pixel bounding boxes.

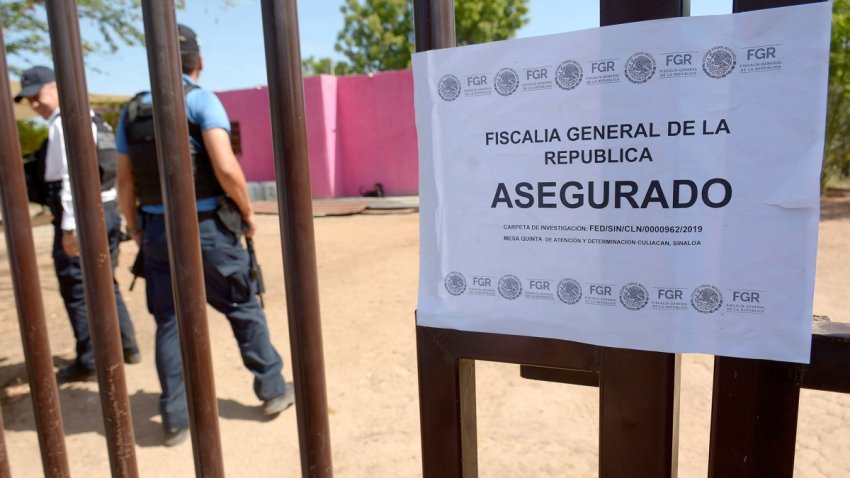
[15,66,141,382]
[115,24,293,447]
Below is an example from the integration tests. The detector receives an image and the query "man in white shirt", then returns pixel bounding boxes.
[15,66,140,382]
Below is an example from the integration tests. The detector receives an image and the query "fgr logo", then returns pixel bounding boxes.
[493,68,519,96]
[702,46,736,79]
[472,276,492,288]
[528,279,551,291]
[498,274,522,299]
[740,44,781,73]
[624,52,657,84]
[589,284,612,296]
[691,284,723,313]
[746,46,776,61]
[620,283,649,310]
[657,288,684,300]
[525,67,548,81]
[555,60,583,90]
[586,283,617,306]
[557,278,582,304]
[437,74,461,101]
[727,289,766,314]
[732,290,760,303]
[444,272,466,296]
[590,60,615,73]
[467,75,487,87]
[665,53,693,66]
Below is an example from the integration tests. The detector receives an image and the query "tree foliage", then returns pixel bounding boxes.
[303,0,529,75]
[1,1,239,73]
[16,118,46,156]
[3,1,238,160]
[1,0,149,74]
[302,55,355,76]
[824,0,850,187]
[335,0,414,73]
[454,0,530,46]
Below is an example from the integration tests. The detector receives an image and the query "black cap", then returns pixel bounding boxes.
[14,66,55,103]
[177,24,200,54]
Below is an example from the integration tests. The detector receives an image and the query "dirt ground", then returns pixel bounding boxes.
[0,195,849,477]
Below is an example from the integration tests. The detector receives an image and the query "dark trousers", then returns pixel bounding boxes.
[141,212,285,430]
[52,202,138,370]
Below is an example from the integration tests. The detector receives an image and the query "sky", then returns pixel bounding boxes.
[21,0,732,95]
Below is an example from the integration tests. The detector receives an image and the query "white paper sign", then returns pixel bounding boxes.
[413,3,832,363]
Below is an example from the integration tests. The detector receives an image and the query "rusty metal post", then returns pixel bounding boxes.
[0,18,71,478]
[43,1,138,476]
[0,408,9,478]
[599,348,680,478]
[413,0,456,51]
[138,1,224,475]
[416,326,478,478]
[709,357,801,477]
[600,0,685,25]
[595,3,685,477]
[259,1,333,476]
[733,0,823,11]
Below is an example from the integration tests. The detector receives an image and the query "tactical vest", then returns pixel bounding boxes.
[124,84,223,205]
[23,112,116,206]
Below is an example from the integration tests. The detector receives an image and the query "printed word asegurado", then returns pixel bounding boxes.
[491,179,732,209]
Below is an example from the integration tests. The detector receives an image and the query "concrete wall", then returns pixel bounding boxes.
[216,69,418,198]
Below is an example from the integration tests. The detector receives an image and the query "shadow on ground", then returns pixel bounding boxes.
[0,357,271,448]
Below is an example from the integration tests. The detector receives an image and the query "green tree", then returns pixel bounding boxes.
[3,0,234,162]
[16,118,47,156]
[1,0,236,74]
[454,0,529,46]
[1,0,145,74]
[317,0,529,74]
[302,55,355,76]
[824,0,850,189]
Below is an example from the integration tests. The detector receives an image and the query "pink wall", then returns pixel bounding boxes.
[336,70,418,197]
[303,76,339,197]
[216,69,418,198]
[215,87,273,181]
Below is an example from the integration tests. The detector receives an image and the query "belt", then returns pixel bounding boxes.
[142,209,219,219]
[198,209,218,220]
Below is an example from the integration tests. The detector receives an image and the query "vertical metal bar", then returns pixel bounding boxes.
[413,0,456,51]
[43,1,138,476]
[0,407,10,478]
[259,2,333,476]
[600,0,686,25]
[596,3,684,478]
[416,326,478,478]
[599,348,680,478]
[708,357,801,477]
[0,18,71,478]
[411,2,462,475]
[139,1,224,475]
[733,0,824,12]
[803,321,850,393]
[709,5,822,476]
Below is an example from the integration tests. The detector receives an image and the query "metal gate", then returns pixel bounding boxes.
[0,1,331,476]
